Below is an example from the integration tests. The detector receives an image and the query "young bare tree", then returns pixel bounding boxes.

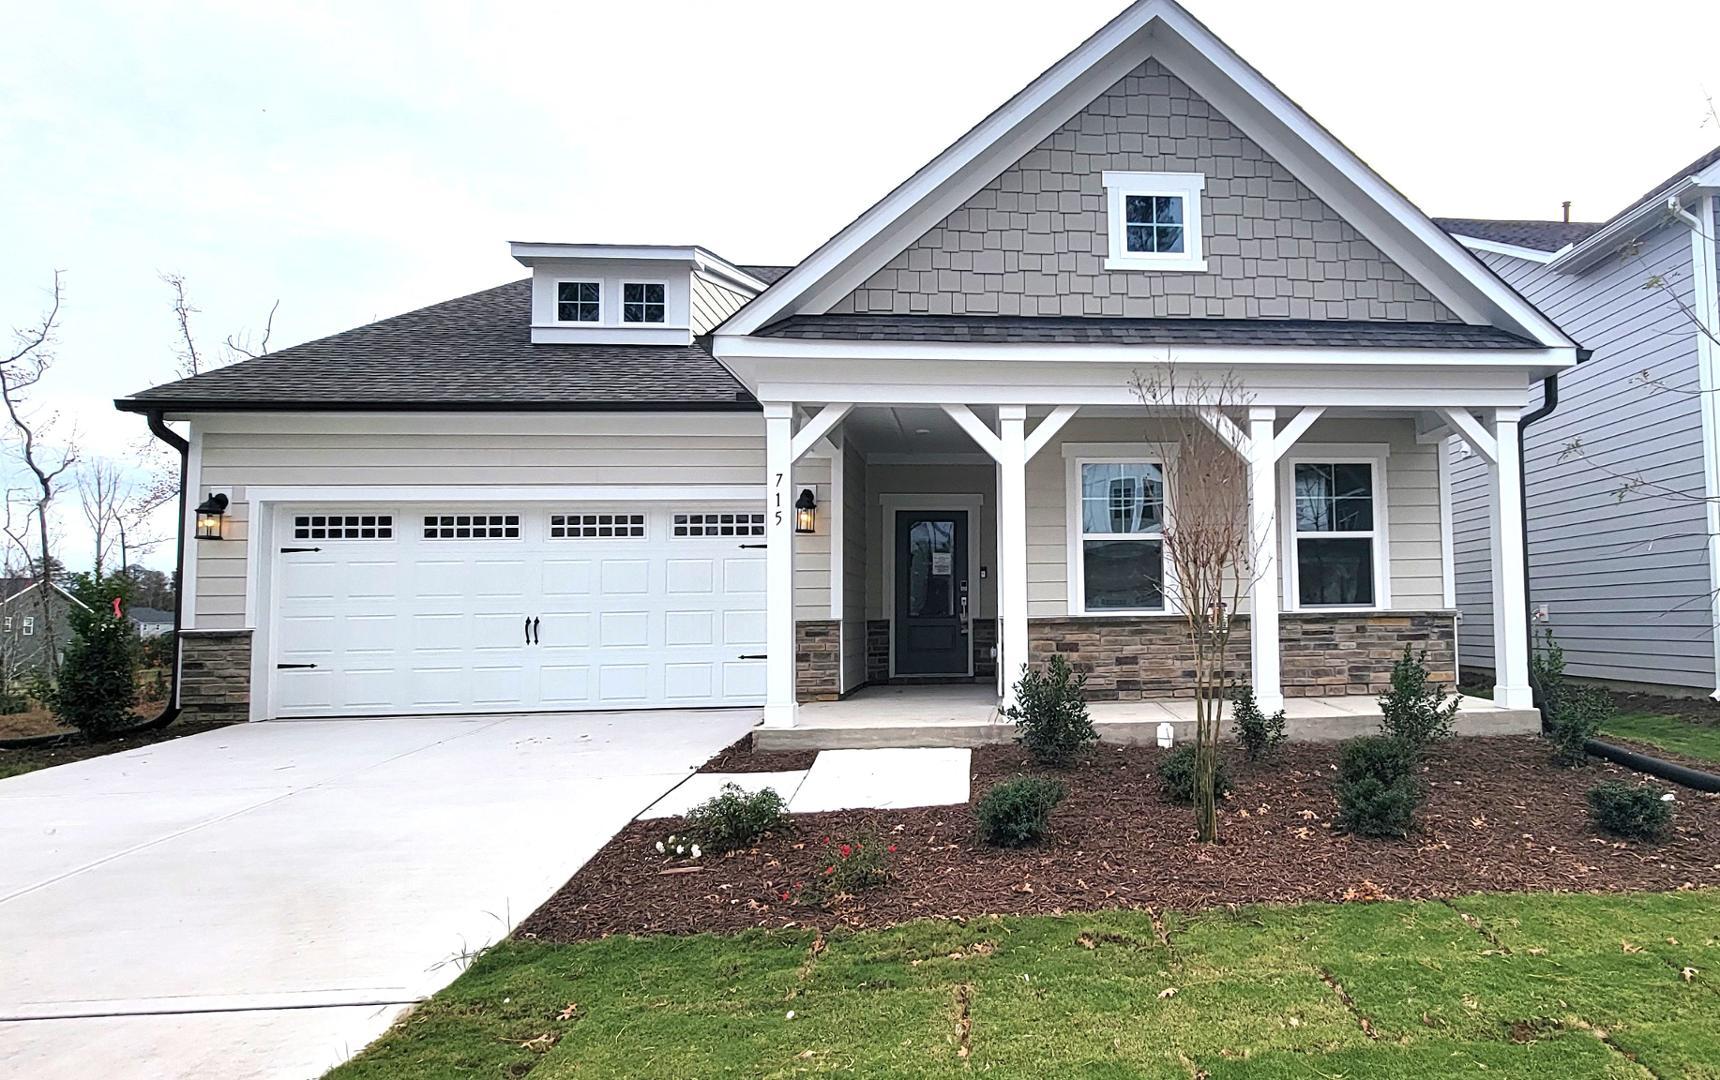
[3,272,77,679]
[78,459,129,579]
[1133,366,1262,842]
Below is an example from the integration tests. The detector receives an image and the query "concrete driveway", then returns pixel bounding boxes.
[0,710,758,1079]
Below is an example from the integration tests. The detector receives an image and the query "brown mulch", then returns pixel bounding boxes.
[1609,690,1720,726]
[518,737,1720,943]
[0,718,235,777]
[696,734,818,774]
[1598,735,1720,775]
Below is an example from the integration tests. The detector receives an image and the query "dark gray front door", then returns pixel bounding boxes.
[893,511,969,676]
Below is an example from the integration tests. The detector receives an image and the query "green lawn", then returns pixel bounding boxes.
[330,890,1720,1079]
[1604,712,1720,764]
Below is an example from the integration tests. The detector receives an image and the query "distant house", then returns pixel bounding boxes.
[0,578,91,681]
[128,607,175,639]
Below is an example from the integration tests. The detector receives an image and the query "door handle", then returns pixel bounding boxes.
[532,617,541,645]
[525,617,532,645]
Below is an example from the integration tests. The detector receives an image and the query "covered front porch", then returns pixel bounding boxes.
[755,682,1540,750]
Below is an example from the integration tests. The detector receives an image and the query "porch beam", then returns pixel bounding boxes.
[939,403,1004,461]
[1270,406,1325,461]
[1246,406,1284,715]
[1024,405,1081,462]
[790,402,853,461]
[1435,407,1498,466]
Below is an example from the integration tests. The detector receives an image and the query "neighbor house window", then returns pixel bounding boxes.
[1102,171,1206,272]
[556,281,600,322]
[2,617,10,632]
[622,282,665,323]
[21,616,33,637]
[1291,461,1379,607]
[1073,460,1166,612]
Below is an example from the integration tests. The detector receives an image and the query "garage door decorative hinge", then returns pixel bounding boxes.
[279,547,321,553]
[276,663,318,670]
[738,543,767,549]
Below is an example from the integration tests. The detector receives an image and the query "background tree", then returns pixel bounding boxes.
[1133,366,1262,842]
[49,571,140,737]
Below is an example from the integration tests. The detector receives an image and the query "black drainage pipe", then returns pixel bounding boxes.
[1585,738,1720,794]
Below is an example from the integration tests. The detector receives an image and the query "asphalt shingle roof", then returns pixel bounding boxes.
[756,314,1542,349]
[117,279,758,411]
[1431,218,1603,252]
[738,265,795,285]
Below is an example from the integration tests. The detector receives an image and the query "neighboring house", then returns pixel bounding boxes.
[0,578,90,682]
[1438,146,1720,696]
[128,607,176,639]
[115,0,1579,728]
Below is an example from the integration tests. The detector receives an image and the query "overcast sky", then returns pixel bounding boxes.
[4,0,1718,572]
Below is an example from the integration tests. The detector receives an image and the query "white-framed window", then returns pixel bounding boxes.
[621,282,666,323]
[672,511,765,538]
[550,512,645,539]
[1282,450,1389,609]
[2,616,11,632]
[1102,171,1207,272]
[1067,453,1170,614]
[293,514,394,540]
[422,513,521,540]
[21,616,34,637]
[556,281,600,323]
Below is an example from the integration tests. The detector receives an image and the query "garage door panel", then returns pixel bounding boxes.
[272,503,766,717]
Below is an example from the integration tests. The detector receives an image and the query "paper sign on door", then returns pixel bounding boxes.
[931,552,953,576]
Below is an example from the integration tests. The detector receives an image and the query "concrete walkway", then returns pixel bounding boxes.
[0,710,758,1079]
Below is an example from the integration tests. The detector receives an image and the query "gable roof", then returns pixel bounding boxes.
[0,578,92,611]
[1431,218,1602,253]
[115,279,758,413]
[717,0,1575,350]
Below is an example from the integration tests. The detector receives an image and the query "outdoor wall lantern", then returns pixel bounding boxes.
[794,488,817,534]
[194,492,229,541]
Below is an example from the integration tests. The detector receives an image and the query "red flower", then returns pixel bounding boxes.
[821,836,831,845]
[779,891,791,901]
[824,865,836,876]
[839,844,853,857]
[887,844,897,853]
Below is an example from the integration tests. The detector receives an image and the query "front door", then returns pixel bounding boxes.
[893,510,969,676]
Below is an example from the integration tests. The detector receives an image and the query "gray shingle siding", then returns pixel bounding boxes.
[832,58,1456,322]
[1452,224,1715,690]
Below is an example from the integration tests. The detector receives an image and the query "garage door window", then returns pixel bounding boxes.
[294,514,394,540]
[672,511,765,538]
[422,513,521,540]
[550,513,646,539]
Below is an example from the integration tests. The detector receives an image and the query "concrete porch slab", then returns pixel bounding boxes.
[638,771,809,819]
[787,748,972,812]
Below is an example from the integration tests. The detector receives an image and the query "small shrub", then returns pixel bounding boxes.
[1335,736,1420,838]
[1003,654,1096,766]
[50,576,140,738]
[0,684,31,714]
[1587,782,1675,841]
[1158,744,1230,805]
[681,783,786,854]
[1232,685,1287,761]
[1534,627,1613,765]
[975,776,1066,847]
[1378,646,1459,749]
[794,832,893,906]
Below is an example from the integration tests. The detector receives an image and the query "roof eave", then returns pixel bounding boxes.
[113,397,762,415]
[1549,174,1720,273]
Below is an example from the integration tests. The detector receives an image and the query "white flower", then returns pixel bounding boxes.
[691,844,702,859]
[655,841,665,854]
[785,1010,796,1020]
[1662,792,1677,802]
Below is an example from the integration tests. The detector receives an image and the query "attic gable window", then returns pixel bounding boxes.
[1103,171,1207,273]
[556,281,600,322]
[622,282,665,323]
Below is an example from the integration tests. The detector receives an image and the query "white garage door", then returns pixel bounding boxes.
[269,504,768,717]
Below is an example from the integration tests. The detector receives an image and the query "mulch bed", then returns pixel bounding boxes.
[1609,690,1720,726]
[0,719,236,776]
[696,735,818,774]
[519,736,1720,942]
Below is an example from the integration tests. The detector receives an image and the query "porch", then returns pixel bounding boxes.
[755,683,1541,751]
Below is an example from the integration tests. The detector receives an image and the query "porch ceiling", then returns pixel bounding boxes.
[843,404,996,456]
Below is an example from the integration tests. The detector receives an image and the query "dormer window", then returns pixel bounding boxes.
[557,281,600,322]
[623,282,665,323]
[1102,171,1207,273]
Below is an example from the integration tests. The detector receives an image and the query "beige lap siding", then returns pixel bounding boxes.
[1025,415,1444,617]
[186,412,834,628]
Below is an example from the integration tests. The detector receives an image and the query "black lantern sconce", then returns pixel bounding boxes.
[794,488,817,534]
[194,492,230,541]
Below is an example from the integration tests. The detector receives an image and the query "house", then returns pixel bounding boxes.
[1438,146,1720,697]
[0,578,89,682]
[127,606,176,639]
[115,0,1579,731]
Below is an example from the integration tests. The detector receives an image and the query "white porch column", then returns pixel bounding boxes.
[1489,409,1533,709]
[763,402,797,728]
[997,406,1029,707]
[1246,406,1284,715]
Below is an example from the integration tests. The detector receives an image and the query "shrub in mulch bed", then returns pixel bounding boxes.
[516,736,1720,943]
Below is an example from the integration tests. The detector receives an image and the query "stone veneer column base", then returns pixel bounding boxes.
[865,620,891,684]
[795,620,841,703]
[178,629,253,723]
[1028,612,1456,700]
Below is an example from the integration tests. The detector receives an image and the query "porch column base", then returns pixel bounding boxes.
[763,702,799,728]
[1492,683,1533,710]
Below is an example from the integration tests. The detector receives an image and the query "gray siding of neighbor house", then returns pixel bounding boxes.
[1451,226,1715,689]
[831,58,1455,322]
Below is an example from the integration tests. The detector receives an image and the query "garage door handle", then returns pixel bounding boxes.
[532,617,541,645]
[524,617,532,645]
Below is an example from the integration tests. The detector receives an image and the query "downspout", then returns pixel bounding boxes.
[127,408,189,732]
[1518,374,1559,710]
[1666,194,1720,699]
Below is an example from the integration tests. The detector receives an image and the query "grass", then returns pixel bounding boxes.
[328,889,1720,1079]
[1603,712,1720,764]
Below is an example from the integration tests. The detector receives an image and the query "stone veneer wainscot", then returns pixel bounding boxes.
[178,629,253,723]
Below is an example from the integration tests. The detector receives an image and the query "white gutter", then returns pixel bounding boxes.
[1551,162,1720,274]
[1666,193,1720,699]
